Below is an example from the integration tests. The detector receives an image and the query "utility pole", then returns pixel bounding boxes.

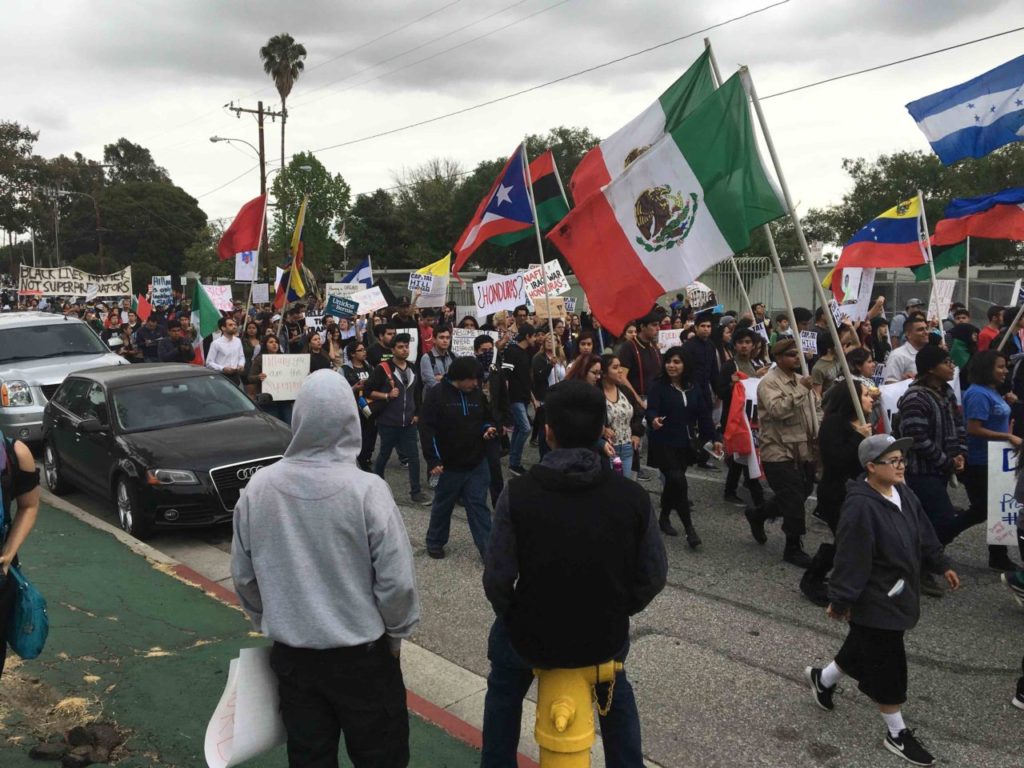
[225,100,283,282]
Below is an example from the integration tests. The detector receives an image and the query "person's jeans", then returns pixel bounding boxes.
[480,618,643,768]
[761,460,815,538]
[614,442,635,476]
[261,400,293,425]
[374,424,421,495]
[425,459,492,557]
[904,473,958,545]
[269,640,409,768]
[509,402,531,468]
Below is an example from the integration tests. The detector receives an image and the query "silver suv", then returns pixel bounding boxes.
[0,312,128,442]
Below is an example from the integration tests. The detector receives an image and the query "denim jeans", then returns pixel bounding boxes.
[509,402,531,467]
[374,424,421,495]
[425,459,492,557]
[904,473,958,545]
[261,400,293,425]
[614,441,634,476]
[481,618,643,768]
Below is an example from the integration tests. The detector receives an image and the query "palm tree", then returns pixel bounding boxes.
[259,34,307,171]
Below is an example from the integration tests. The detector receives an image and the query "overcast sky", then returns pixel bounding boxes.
[3,0,1020,230]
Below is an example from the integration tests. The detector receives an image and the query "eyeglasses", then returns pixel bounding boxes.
[873,456,906,467]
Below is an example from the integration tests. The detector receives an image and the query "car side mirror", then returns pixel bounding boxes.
[78,418,106,434]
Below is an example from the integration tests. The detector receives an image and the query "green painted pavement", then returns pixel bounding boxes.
[0,503,480,767]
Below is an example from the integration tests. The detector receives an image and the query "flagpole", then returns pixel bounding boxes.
[917,189,943,325]
[964,236,971,311]
[522,140,556,349]
[741,65,864,424]
[705,39,758,324]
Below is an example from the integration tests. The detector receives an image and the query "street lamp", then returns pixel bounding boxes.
[209,135,260,159]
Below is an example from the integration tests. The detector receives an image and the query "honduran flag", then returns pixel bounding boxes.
[906,54,1024,166]
[931,187,1024,246]
[569,49,714,204]
[341,255,373,288]
[548,74,785,336]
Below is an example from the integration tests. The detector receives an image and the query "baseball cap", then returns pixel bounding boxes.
[858,434,913,468]
[906,298,924,308]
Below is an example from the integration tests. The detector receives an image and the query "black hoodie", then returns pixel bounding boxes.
[829,479,950,631]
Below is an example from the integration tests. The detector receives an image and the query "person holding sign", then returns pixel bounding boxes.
[804,434,958,768]
[247,335,292,424]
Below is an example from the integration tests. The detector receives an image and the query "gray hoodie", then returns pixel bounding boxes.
[231,369,420,650]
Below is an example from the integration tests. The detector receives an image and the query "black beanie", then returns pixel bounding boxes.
[915,345,949,376]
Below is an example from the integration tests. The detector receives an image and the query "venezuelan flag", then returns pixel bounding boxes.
[273,196,308,310]
[838,196,925,268]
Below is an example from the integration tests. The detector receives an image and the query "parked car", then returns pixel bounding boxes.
[42,364,292,538]
[0,312,128,442]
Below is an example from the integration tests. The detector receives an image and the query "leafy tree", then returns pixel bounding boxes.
[129,260,160,294]
[0,121,38,238]
[260,33,307,170]
[346,189,407,269]
[103,138,170,184]
[391,158,463,268]
[182,222,233,281]
[269,152,350,275]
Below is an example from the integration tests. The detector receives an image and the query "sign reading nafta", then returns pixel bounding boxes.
[19,265,133,297]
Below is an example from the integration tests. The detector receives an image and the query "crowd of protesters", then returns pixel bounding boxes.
[4,281,1024,767]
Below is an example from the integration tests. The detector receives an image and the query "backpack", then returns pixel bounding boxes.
[366,362,394,419]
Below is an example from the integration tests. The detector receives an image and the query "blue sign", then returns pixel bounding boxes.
[325,294,359,319]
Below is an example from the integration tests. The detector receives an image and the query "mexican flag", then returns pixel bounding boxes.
[190,281,220,339]
[568,49,714,204]
[489,150,569,247]
[548,73,785,336]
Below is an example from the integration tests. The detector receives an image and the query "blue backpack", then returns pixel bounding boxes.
[1,435,48,660]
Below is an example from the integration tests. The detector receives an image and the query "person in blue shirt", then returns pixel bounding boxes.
[960,350,1021,571]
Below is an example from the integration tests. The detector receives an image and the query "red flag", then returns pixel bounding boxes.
[135,294,153,323]
[218,194,267,261]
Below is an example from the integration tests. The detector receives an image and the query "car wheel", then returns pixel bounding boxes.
[43,441,71,495]
[115,476,154,540]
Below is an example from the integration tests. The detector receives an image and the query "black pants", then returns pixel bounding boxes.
[270,639,409,768]
[761,460,815,538]
[358,416,377,466]
[0,573,16,678]
[725,459,765,506]
[484,438,504,506]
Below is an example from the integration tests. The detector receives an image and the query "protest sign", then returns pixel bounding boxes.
[878,378,911,434]
[407,273,435,294]
[234,251,258,282]
[404,327,420,363]
[415,274,449,308]
[522,261,570,301]
[325,294,359,319]
[826,299,845,329]
[262,355,309,401]
[350,286,388,314]
[151,275,173,306]
[1011,279,1024,306]
[304,314,325,339]
[657,329,684,354]
[534,297,566,320]
[738,378,763,480]
[204,646,285,768]
[564,296,577,314]
[926,278,956,323]
[324,282,362,300]
[203,284,234,312]
[986,441,1021,546]
[836,268,876,324]
[799,330,818,356]
[473,273,527,317]
[85,284,99,303]
[18,264,132,297]
[685,280,716,310]
[252,283,270,304]
[752,322,770,344]
[451,329,501,359]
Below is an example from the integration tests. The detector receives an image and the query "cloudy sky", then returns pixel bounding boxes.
[3,0,1020,229]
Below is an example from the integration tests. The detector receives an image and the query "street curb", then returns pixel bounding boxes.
[39,487,539,767]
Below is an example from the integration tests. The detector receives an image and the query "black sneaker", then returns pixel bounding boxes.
[723,492,745,506]
[884,729,935,766]
[803,667,835,711]
[400,456,410,467]
[427,546,445,559]
[509,464,527,477]
[745,507,767,544]
[1013,685,1024,711]
[410,491,432,506]
[636,468,653,481]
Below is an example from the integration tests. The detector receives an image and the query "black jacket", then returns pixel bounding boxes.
[157,336,195,363]
[481,360,512,431]
[366,360,418,428]
[829,480,950,631]
[419,379,492,471]
[815,414,865,532]
[503,343,533,404]
[681,336,719,402]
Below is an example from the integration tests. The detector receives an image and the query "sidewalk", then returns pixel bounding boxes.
[0,501,482,767]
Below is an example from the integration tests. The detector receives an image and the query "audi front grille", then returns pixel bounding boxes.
[208,456,282,512]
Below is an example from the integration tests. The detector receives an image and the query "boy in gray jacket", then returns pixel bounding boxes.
[804,434,959,767]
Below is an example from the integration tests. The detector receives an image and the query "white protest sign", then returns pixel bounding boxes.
[451,329,500,359]
[987,441,1021,546]
[398,326,420,363]
[234,251,258,282]
[151,275,173,306]
[262,354,309,401]
[203,285,234,312]
[657,329,684,354]
[304,314,325,342]
[752,322,770,344]
[407,273,435,293]
[415,274,449,308]
[19,264,132,297]
[204,646,286,768]
[926,278,956,323]
[1011,279,1024,306]
[252,283,270,304]
[522,261,570,301]
[473,273,527,318]
[564,296,577,314]
[85,284,99,303]
[738,378,763,480]
[878,377,912,434]
[685,280,716,309]
[351,286,388,314]
[324,282,362,300]
[837,268,876,324]
[826,299,845,329]
[799,330,818,356]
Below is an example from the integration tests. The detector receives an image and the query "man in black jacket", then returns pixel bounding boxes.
[419,357,497,559]
[157,320,196,363]
[503,323,542,475]
[682,312,720,470]
[481,381,667,767]
[475,334,512,505]
[804,434,959,768]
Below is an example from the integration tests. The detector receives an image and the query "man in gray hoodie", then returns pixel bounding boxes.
[231,370,420,767]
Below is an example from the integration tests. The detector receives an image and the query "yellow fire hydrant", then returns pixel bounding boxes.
[533,661,623,768]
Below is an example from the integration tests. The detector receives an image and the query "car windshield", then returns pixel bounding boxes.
[0,322,109,364]
[113,375,257,433]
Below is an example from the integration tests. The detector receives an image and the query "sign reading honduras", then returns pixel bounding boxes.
[906,54,1024,165]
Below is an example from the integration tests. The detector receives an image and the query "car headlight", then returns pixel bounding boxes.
[146,469,200,485]
[0,381,32,407]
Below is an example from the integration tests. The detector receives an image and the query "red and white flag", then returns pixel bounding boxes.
[218,194,267,261]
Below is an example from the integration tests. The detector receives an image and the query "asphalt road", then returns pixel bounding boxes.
[49,446,1024,768]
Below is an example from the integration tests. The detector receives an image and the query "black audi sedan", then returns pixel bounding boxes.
[41,364,292,539]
